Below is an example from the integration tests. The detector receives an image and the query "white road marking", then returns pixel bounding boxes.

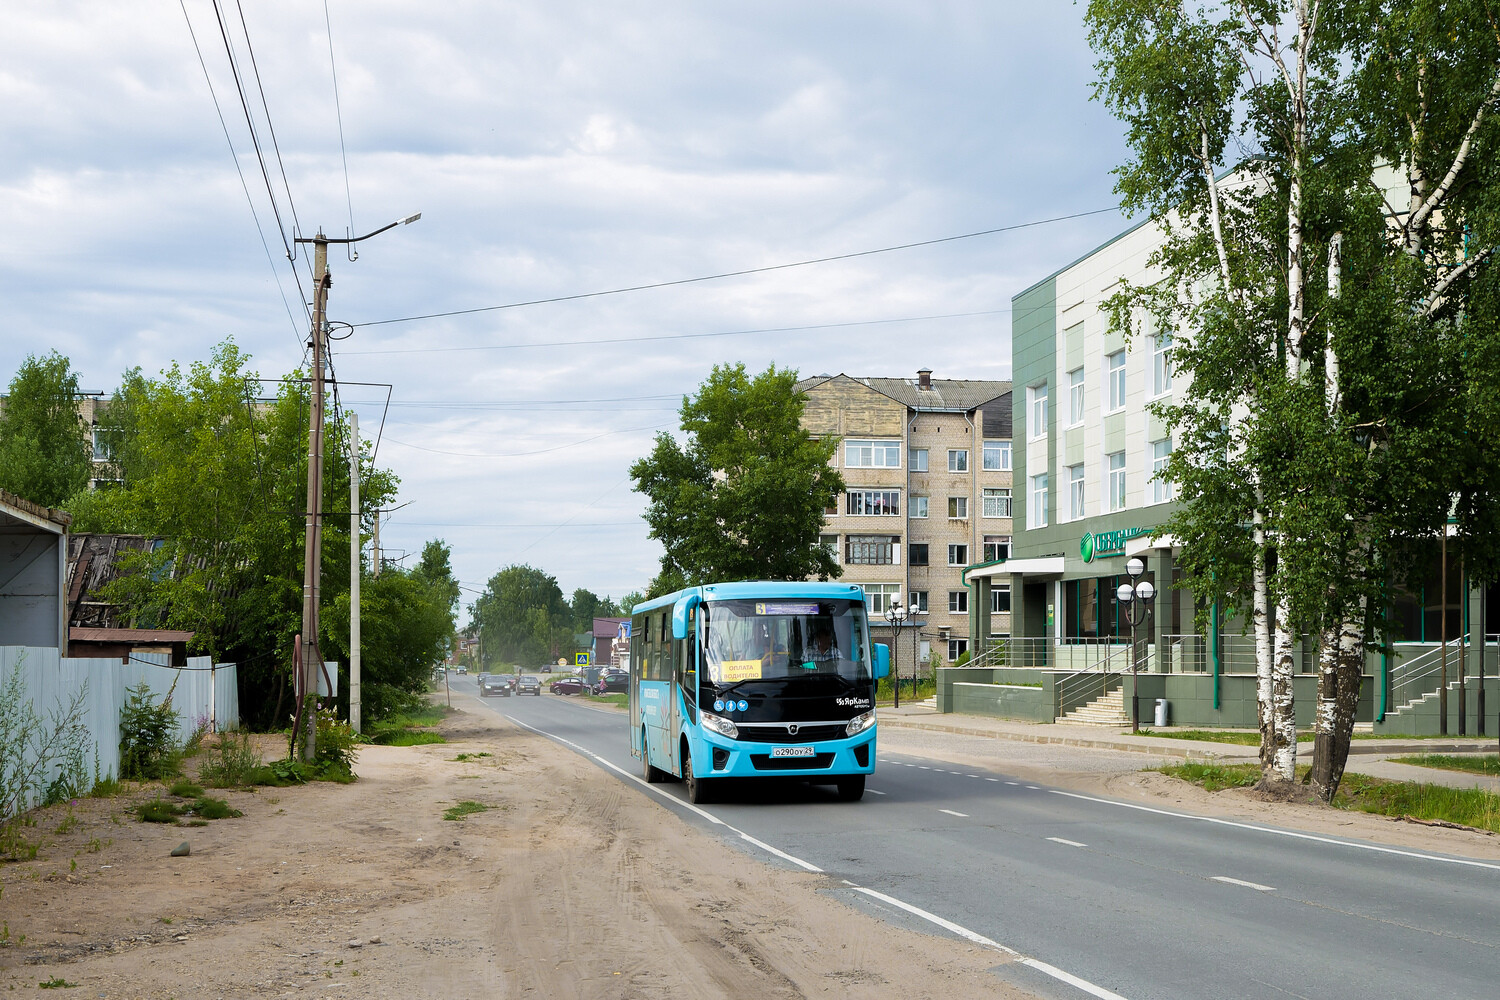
[986,777,1000,782]
[1026,785,1041,790]
[512,714,1132,1000]
[1047,837,1088,848]
[939,809,969,818]
[1212,876,1275,892]
[1005,781,1019,786]
[1048,788,1500,872]
[967,774,979,778]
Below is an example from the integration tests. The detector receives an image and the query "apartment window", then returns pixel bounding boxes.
[859,583,901,615]
[1068,367,1085,426]
[949,590,969,613]
[909,590,929,614]
[1108,451,1126,512]
[846,489,901,516]
[948,496,968,519]
[982,487,1011,518]
[948,544,969,566]
[910,447,928,472]
[948,638,969,662]
[982,440,1011,471]
[908,543,929,566]
[948,449,969,473]
[845,439,901,468]
[818,534,839,561]
[991,585,1012,613]
[1151,437,1174,503]
[1031,473,1049,528]
[910,495,928,519]
[1029,383,1049,439]
[846,535,899,565]
[982,535,1010,561]
[1153,332,1174,397]
[1107,351,1126,411]
[1068,464,1085,521]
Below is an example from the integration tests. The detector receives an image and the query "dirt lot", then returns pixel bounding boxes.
[1,704,1038,999]
[5,704,1498,1000]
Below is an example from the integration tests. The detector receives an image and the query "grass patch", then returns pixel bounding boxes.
[1157,761,1262,791]
[1139,728,1487,744]
[136,795,243,824]
[199,731,265,788]
[372,731,446,746]
[587,692,628,708]
[39,977,77,989]
[1390,754,1500,777]
[875,676,936,706]
[443,800,489,821]
[451,752,492,762]
[169,780,204,798]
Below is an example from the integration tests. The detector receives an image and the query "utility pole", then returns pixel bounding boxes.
[372,508,381,578]
[294,212,420,763]
[350,411,362,735]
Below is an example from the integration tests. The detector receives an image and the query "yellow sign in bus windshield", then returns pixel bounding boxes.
[718,659,763,683]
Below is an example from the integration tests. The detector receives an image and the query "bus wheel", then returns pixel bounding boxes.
[836,775,865,802]
[683,746,713,804]
[641,729,662,783]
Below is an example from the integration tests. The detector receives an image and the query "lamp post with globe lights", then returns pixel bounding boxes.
[1116,557,1156,733]
[884,599,910,708]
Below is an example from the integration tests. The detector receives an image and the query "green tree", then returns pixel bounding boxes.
[0,351,92,507]
[568,588,622,630]
[1086,0,1500,797]
[66,340,401,728]
[630,363,843,592]
[471,564,571,666]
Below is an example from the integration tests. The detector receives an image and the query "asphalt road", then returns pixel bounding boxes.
[460,679,1500,1000]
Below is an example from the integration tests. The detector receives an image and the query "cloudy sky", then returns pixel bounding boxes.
[2,1,1135,611]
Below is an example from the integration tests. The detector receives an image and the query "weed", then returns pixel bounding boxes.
[53,809,78,835]
[373,731,446,747]
[443,800,489,821]
[452,752,492,762]
[1,656,91,856]
[1156,761,1261,791]
[138,799,183,824]
[190,797,241,820]
[169,780,204,798]
[68,859,76,873]
[85,836,107,853]
[119,682,181,781]
[89,775,123,799]
[38,977,75,989]
[199,731,263,788]
[159,916,172,924]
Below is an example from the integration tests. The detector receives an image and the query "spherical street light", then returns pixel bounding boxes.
[885,600,910,708]
[1119,559,1156,732]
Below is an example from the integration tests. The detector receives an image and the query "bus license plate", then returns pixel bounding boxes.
[770,746,815,758]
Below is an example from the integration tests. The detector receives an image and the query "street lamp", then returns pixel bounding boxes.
[1116,556,1156,733]
[885,599,911,708]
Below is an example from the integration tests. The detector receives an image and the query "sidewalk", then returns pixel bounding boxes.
[878,704,1500,792]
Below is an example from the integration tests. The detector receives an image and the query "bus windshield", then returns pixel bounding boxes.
[701,599,870,687]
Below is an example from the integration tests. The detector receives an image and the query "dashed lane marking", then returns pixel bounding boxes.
[939,809,969,818]
[1047,837,1088,848]
[1212,876,1275,891]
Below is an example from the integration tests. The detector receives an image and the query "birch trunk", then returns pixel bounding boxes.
[1270,594,1298,784]
[1253,511,1275,773]
[1310,599,1366,801]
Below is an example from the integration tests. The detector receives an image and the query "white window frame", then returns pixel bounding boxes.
[948,495,968,520]
[982,440,1011,471]
[846,489,901,516]
[844,439,901,469]
[982,487,1011,518]
[1031,473,1049,528]
[846,535,900,565]
[1107,451,1126,512]
[908,590,929,614]
[1152,332,1174,398]
[948,543,968,566]
[1029,383,1049,440]
[948,638,969,662]
[910,447,928,472]
[948,590,968,613]
[1068,464,1085,521]
[1151,437,1174,504]
[982,534,1010,562]
[1107,351,1126,412]
[948,449,969,473]
[859,583,901,615]
[990,585,1011,614]
[910,495,928,519]
[1068,367,1085,427]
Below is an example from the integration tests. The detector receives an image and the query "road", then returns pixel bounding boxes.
[460,678,1500,1000]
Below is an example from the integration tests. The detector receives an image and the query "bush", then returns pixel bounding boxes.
[199,731,264,788]
[119,682,181,781]
[2,658,91,857]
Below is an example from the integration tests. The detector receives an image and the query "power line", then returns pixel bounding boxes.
[322,0,356,243]
[350,207,1122,329]
[342,308,1011,356]
[381,422,668,459]
[231,0,304,247]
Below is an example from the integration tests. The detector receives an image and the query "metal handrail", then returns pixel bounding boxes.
[1387,639,1477,715]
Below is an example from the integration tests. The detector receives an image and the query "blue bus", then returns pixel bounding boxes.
[629,581,890,803]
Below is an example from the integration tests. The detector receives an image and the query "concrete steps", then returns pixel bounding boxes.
[1059,687,1131,727]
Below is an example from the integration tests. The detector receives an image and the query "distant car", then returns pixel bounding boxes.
[549,675,589,695]
[594,669,628,694]
[540,664,553,673]
[516,675,542,696]
[456,665,468,675]
[478,674,509,697]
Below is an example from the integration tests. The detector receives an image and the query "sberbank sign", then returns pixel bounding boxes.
[1080,525,1154,563]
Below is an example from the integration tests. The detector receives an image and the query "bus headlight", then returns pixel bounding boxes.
[846,710,875,737]
[700,712,738,739]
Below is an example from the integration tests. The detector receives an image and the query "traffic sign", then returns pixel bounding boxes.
[575,652,591,667]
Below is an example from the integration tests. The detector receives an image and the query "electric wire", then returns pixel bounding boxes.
[177,0,308,346]
[322,0,357,242]
[381,421,668,459]
[350,207,1123,328]
[231,0,304,248]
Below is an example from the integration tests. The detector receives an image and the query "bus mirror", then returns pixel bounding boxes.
[873,644,890,679]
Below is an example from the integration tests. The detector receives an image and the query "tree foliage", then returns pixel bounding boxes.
[0,351,93,507]
[469,564,572,667]
[630,363,843,593]
[1086,0,1500,797]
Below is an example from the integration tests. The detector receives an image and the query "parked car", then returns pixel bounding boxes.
[549,675,590,695]
[594,669,628,694]
[516,675,542,696]
[478,673,509,697]
[540,663,553,673]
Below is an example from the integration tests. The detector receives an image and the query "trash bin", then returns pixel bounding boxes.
[1154,698,1169,727]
